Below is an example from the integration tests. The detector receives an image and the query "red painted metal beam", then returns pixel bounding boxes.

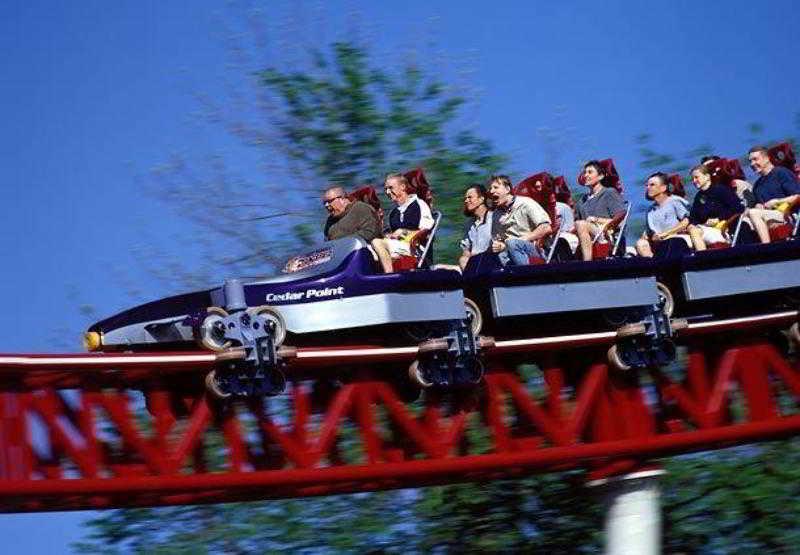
[0,333,797,513]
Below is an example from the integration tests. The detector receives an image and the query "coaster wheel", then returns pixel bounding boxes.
[247,306,287,347]
[408,360,434,388]
[607,344,632,372]
[790,322,800,347]
[205,370,232,400]
[466,358,485,385]
[464,298,483,335]
[196,307,232,352]
[656,282,675,317]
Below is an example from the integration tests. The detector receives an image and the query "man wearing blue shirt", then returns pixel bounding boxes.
[745,145,800,243]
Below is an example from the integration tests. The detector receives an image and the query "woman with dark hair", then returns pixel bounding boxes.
[573,160,626,260]
[635,172,690,258]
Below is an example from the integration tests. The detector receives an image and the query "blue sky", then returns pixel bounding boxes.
[1,1,799,552]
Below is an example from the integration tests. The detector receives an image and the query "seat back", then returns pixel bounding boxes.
[514,172,557,264]
[667,174,687,198]
[404,167,434,207]
[706,158,746,187]
[578,158,623,193]
[769,142,797,171]
[513,172,557,222]
[764,144,800,240]
[552,175,573,207]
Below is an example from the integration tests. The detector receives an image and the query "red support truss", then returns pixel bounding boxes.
[0,336,798,512]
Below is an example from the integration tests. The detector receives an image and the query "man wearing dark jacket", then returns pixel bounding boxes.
[322,186,381,243]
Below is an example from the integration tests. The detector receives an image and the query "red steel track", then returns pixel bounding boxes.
[0,310,797,513]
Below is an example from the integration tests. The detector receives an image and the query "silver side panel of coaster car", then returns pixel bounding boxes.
[490,276,659,318]
[272,291,464,334]
[100,290,465,347]
[682,258,800,301]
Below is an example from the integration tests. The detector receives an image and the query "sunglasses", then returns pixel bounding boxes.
[323,195,344,206]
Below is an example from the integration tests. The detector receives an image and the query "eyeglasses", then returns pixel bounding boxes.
[322,196,344,206]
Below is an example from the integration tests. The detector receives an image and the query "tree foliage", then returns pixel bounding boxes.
[257,41,505,261]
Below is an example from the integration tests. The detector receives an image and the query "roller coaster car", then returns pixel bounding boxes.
[85,236,484,398]
[463,170,678,372]
[655,224,800,325]
[649,145,800,330]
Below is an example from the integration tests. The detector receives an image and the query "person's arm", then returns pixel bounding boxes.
[763,170,800,208]
[458,248,471,270]
[520,200,552,242]
[417,199,435,230]
[522,223,553,243]
[653,218,689,241]
[688,196,704,226]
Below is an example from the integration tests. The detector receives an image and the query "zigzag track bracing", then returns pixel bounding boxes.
[0,311,798,512]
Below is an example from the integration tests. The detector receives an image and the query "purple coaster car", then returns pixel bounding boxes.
[85,237,480,397]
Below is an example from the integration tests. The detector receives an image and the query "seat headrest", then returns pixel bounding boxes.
[552,175,573,206]
[667,174,686,197]
[577,158,623,193]
[706,158,745,186]
[769,142,797,171]
[513,172,556,221]
[403,167,434,206]
[348,186,381,211]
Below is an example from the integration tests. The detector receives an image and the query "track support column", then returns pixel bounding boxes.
[589,469,664,555]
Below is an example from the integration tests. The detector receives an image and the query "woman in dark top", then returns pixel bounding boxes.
[687,164,743,251]
[574,160,627,260]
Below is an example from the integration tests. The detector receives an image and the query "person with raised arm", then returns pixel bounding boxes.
[573,160,626,261]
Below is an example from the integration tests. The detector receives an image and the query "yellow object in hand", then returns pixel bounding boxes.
[777,202,791,214]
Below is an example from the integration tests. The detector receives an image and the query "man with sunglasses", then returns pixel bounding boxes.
[322,186,381,243]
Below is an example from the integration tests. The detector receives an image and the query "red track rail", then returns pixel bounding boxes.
[0,311,797,512]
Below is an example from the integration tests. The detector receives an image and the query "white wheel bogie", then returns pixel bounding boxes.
[197,307,232,352]
[464,298,483,335]
[248,306,287,347]
[608,344,632,372]
[656,282,674,318]
[790,322,800,347]
[408,360,433,388]
[205,370,232,399]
